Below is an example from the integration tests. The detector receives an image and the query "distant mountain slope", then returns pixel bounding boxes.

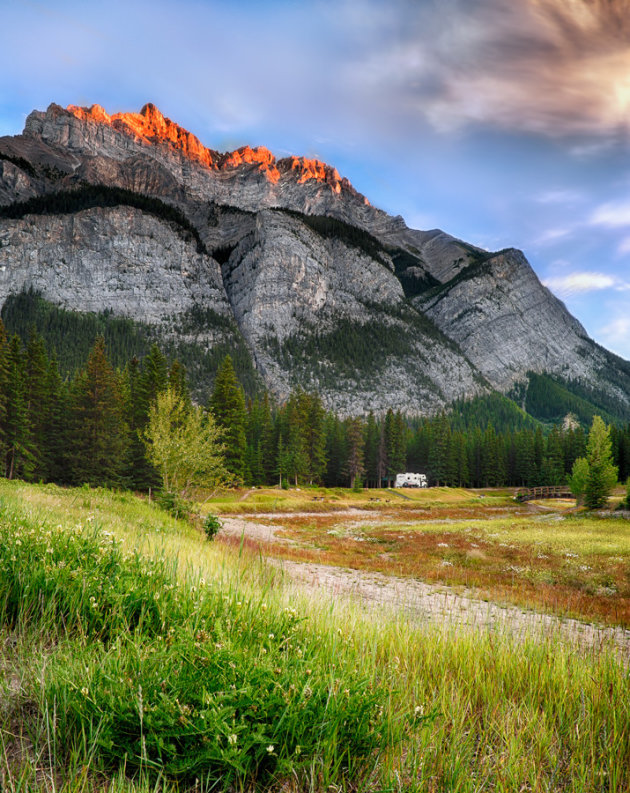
[0,102,628,418]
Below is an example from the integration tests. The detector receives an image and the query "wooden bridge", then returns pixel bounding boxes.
[515,485,574,502]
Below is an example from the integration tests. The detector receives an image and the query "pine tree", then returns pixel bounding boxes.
[245,397,265,485]
[0,320,9,464]
[584,416,618,510]
[138,344,168,418]
[44,353,68,483]
[121,356,161,491]
[364,412,379,488]
[168,359,190,404]
[303,393,327,484]
[542,425,565,485]
[3,335,33,480]
[325,414,346,486]
[345,416,365,488]
[24,329,51,480]
[70,336,127,486]
[209,355,247,483]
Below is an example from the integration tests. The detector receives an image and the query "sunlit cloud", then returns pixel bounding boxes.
[543,272,617,296]
[340,0,630,139]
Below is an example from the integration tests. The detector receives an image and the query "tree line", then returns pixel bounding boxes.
[1,322,629,492]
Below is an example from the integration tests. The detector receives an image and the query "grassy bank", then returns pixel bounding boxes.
[1,480,629,791]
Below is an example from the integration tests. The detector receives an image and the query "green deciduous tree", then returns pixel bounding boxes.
[568,457,589,506]
[144,387,227,499]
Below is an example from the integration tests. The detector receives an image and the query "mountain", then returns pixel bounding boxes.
[1,102,629,420]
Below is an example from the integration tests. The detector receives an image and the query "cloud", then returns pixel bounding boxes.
[535,190,584,205]
[338,0,630,139]
[598,315,630,357]
[543,272,617,296]
[3,0,630,153]
[535,227,574,245]
[590,201,630,228]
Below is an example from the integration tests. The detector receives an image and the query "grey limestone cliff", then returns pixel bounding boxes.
[0,101,628,416]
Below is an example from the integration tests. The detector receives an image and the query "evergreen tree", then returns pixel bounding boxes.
[3,335,31,479]
[429,414,450,485]
[121,356,161,491]
[542,425,565,485]
[24,329,51,480]
[0,320,9,465]
[44,353,68,483]
[325,414,346,487]
[245,397,266,485]
[259,394,276,484]
[481,425,500,486]
[70,336,127,486]
[168,359,190,403]
[384,409,406,483]
[209,355,247,483]
[448,431,469,487]
[303,393,327,484]
[533,426,544,485]
[345,416,365,488]
[583,416,618,510]
[364,412,379,488]
[138,344,168,418]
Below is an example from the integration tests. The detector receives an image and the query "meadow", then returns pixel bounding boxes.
[1,479,629,792]
[205,486,630,628]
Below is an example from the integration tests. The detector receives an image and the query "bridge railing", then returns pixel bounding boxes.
[515,486,574,502]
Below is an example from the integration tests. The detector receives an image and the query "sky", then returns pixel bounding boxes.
[1,0,630,356]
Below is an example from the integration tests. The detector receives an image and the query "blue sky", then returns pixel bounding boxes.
[2,0,630,357]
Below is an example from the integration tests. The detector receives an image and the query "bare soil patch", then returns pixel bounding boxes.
[218,513,630,660]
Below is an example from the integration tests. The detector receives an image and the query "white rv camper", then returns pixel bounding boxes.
[394,472,428,488]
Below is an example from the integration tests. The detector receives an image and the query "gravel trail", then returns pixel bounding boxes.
[219,515,630,661]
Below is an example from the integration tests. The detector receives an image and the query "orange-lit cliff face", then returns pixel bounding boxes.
[68,103,217,168]
[65,103,363,197]
[221,145,280,183]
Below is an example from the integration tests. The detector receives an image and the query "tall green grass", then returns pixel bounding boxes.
[0,499,398,789]
[1,480,629,792]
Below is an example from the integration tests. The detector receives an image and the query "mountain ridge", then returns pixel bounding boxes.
[0,102,628,419]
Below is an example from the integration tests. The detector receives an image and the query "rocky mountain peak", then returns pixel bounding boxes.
[23,102,367,201]
[66,101,219,168]
[5,100,630,419]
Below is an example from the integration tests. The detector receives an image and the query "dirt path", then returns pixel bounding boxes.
[274,559,630,659]
[219,516,630,660]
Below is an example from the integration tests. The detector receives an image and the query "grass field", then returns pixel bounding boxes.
[209,486,630,629]
[1,480,629,791]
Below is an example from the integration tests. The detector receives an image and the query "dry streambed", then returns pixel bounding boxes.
[219,513,630,660]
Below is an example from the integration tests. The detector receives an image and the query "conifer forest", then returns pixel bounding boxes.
[2,321,630,492]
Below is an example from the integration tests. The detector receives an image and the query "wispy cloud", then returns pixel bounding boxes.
[3,0,630,149]
[598,315,630,357]
[535,227,575,245]
[535,190,584,205]
[590,201,630,228]
[338,0,630,139]
[543,271,617,296]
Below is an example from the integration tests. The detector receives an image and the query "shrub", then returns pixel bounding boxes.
[156,489,191,520]
[203,512,222,540]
